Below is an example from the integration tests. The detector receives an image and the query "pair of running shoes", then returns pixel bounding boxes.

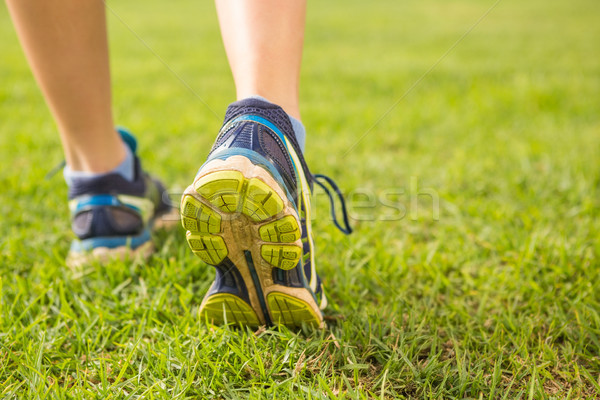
[66,98,351,328]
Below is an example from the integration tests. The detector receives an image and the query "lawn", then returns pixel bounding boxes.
[1,0,599,398]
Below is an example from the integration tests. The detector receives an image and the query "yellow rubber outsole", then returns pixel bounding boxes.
[195,170,284,221]
[181,170,302,269]
[201,293,261,326]
[267,292,322,328]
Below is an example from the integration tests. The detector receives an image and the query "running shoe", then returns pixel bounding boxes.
[180,98,351,328]
[66,128,174,268]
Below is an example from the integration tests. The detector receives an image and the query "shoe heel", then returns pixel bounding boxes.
[180,157,303,270]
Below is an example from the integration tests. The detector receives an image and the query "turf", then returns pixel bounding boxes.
[1,0,599,398]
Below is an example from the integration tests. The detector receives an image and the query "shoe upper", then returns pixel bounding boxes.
[68,129,170,248]
[209,98,312,206]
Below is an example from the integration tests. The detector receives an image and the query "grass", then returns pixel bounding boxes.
[1,0,599,397]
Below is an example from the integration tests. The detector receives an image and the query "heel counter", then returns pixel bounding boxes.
[72,206,143,239]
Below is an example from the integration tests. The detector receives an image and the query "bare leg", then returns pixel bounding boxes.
[6,0,124,173]
[215,0,306,120]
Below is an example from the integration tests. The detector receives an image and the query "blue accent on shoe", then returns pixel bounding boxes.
[116,126,138,154]
[72,194,141,215]
[228,114,302,179]
[73,194,120,211]
[70,228,151,252]
[230,115,283,142]
[242,95,306,151]
[216,98,312,194]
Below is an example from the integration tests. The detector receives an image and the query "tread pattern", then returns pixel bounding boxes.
[267,292,321,327]
[194,170,283,220]
[259,216,300,242]
[181,195,221,234]
[184,169,302,269]
[261,244,302,270]
[181,194,227,265]
[243,178,284,221]
[201,293,260,326]
[186,232,228,265]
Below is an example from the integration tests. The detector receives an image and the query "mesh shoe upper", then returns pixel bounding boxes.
[209,98,313,206]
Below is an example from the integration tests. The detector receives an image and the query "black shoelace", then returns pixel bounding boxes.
[312,174,353,235]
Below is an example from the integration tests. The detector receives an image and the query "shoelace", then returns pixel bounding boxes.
[45,160,66,180]
[312,174,353,235]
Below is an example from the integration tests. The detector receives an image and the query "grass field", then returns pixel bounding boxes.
[1,0,600,398]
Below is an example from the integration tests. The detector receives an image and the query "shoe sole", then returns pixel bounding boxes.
[181,155,323,328]
[66,241,155,269]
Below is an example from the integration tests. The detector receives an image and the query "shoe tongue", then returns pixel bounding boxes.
[117,127,138,154]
